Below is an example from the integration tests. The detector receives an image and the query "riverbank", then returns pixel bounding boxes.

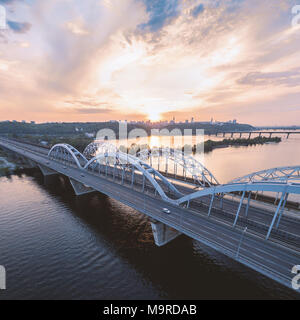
[0,148,24,176]
[0,156,16,176]
[119,136,282,155]
[202,136,281,153]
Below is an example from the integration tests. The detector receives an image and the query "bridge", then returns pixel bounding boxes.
[211,131,300,139]
[0,137,299,292]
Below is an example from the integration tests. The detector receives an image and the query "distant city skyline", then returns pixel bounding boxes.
[0,1,300,125]
[3,118,300,128]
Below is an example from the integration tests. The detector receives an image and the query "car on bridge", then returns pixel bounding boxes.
[162,208,171,214]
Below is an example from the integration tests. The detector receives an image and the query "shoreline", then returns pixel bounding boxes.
[0,156,16,176]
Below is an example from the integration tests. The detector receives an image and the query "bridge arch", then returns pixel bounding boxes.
[83,140,108,159]
[48,144,88,169]
[137,147,219,188]
[175,181,300,239]
[83,149,183,202]
[176,181,300,205]
[230,166,300,184]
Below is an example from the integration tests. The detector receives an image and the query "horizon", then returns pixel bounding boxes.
[0,1,300,125]
[2,119,300,128]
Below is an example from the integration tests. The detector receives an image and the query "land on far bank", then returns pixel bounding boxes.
[201,136,281,153]
[0,134,282,156]
[0,120,254,137]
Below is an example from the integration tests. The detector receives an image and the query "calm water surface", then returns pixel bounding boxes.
[0,135,300,299]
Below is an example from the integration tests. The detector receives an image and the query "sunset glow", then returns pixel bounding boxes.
[0,0,300,125]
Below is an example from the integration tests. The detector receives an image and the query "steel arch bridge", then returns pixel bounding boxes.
[230,166,300,184]
[48,141,300,240]
[1,137,300,290]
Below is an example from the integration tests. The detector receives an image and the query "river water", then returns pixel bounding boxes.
[0,133,300,299]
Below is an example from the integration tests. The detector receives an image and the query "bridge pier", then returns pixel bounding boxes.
[69,178,95,196]
[150,219,181,247]
[38,164,58,176]
[22,157,37,169]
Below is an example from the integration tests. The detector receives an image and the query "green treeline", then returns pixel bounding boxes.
[201,136,281,153]
[122,136,281,155]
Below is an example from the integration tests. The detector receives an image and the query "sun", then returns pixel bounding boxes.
[147,111,161,122]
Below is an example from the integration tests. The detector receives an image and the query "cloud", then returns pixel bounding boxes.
[7,20,31,33]
[65,21,89,36]
[237,69,300,87]
[0,0,300,125]
[191,4,205,18]
[73,107,112,114]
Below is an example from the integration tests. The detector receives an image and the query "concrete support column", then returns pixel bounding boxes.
[69,178,95,196]
[38,164,57,176]
[23,157,37,169]
[150,219,181,247]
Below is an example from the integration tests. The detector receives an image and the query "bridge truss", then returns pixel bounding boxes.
[49,141,300,241]
[136,147,219,188]
[48,144,88,168]
[230,166,300,184]
[83,141,219,188]
[83,149,183,201]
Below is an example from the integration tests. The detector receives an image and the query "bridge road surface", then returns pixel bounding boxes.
[0,138,300,291]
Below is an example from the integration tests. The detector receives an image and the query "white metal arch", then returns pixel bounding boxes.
[230,166,300,184]
[137,147,219,187]
[48,144,88,169]
[176,181,300,205]
[83,150,183,201]
[83,140,109,159]
[176,181,300,239]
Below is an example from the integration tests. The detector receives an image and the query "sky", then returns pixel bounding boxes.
[0,0,300,125]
